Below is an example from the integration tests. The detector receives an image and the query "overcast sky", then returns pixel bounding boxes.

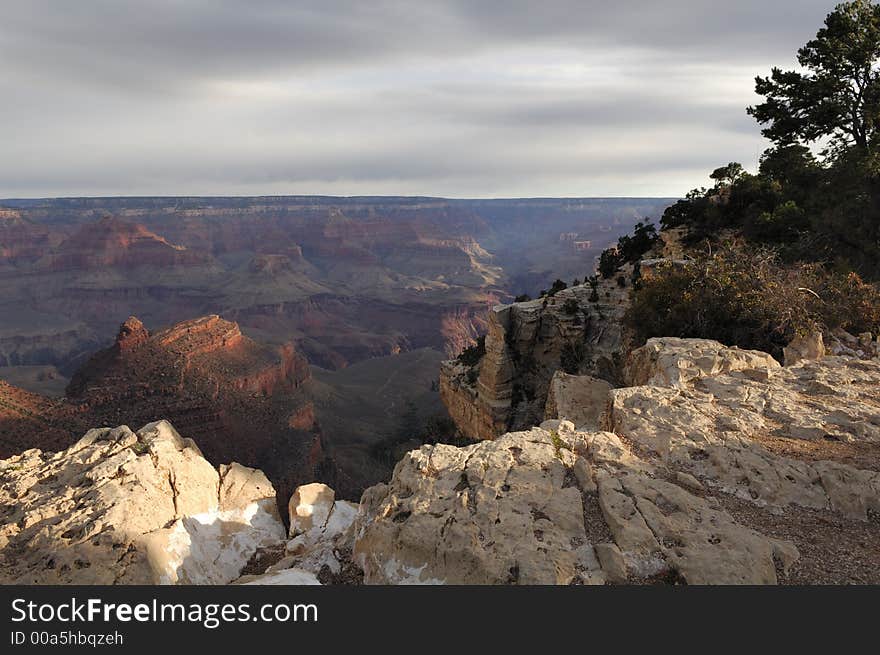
[0,1,837,199]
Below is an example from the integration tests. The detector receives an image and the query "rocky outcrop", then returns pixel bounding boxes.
[605,339,880,521]
[441,275,630,441]
[623,337,780,387]
[544,371,612,430]
[115,316,150,353]
[0,421,285,584]
[352,422,798,584]
[357,337,879,585]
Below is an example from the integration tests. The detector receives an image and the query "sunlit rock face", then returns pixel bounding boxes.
[0,420,285,584]
[352,423,798,585]
[356,338,880,585]
[605,338,880,521]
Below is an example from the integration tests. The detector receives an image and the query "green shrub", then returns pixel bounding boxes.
[624,241,880,361]
[457,335,486,367]
[562,298,580,315]
[560,341,589,374]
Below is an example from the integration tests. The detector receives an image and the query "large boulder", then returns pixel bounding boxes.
[783,331,826,366]
[607,341,880,521]
[544,371,612,430]
[276,485,360,581]
[0,420,285,584]
[624,337,780,388]
[288,482,336,537]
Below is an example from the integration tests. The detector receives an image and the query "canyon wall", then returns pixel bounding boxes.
[441,274,630,441]
[0,196,669,372]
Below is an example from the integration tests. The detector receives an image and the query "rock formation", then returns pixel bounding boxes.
[352,422,798,584]
[623,336,781,387]
[0,421,285,584]
[440,274,630,441]
[606,338,880,521]
[355,337,879,584]
[39,215,214,272]
[543,372,612,430]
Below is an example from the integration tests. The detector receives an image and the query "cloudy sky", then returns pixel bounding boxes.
[1,1,837,198]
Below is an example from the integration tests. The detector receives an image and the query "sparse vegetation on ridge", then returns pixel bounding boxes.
[624,241,880,361]
[614,1,880,357]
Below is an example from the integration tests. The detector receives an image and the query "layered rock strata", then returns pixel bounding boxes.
[441,275,630,441]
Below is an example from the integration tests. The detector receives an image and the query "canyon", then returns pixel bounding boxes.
[7,196,875,584]
[4,336,877,585]
[0,196,669,376]
[0,195,668,501]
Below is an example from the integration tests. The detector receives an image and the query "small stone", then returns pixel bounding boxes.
[573,457,596,493]
[595,542,628,584]
[674,471,704,491]
[288,483,335,537]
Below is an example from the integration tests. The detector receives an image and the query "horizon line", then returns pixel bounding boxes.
[0,194,681,203]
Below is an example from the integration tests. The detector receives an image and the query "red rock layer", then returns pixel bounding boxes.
[0,211,53,265]
[0,381,88,458]
[40,216,211,272]
[7,315,334,512]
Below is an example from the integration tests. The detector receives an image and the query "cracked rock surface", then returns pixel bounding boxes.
[357,337,880,584]
[607,342,880,521]
[0,420,285,584]
[352,419,799,584]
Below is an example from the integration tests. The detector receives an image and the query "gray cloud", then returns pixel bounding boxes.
[0,1,838,198]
